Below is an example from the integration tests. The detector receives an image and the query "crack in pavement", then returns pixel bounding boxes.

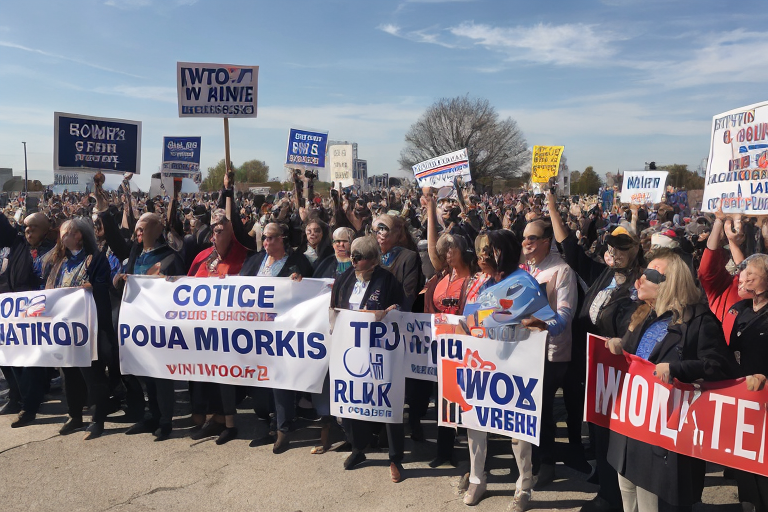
[0,434,60,455]
[102,477,205,512]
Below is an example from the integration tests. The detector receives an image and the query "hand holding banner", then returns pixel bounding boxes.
[586,333,768,477]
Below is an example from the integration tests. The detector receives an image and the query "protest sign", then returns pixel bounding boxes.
[118,276,332,393]
[285,128,328,168]
[396,312,436,382]
[249,186,272,195]
[531,146,564,183]
[330,144,354,187]
[437,330,546,444]
[412,148,471,188]
[54,112,141,174]
[601,189,614,212]
[0,288,97,367]
[586,333,768,477]
[703,100,768,213]
[329,310,406,423]
[177,62,259,118]
[620,171,668,205]
[162,136,201,176]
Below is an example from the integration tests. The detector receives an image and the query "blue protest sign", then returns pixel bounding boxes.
[285,128,328,168]
[162,136,201,175]
[54,112,142,174]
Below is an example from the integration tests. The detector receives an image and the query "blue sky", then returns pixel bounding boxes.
[1,0,767,189]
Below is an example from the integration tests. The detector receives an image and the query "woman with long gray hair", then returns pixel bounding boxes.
[41,217,115,440]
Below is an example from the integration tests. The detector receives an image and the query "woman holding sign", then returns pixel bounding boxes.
[329,235,404,483]
[605,249,737,512]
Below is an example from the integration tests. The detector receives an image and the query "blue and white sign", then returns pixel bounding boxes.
[330,310,406,423]
[285,128,328,168]
[54,112,142,174]
[177,62,259,118]
[162,136,201,175]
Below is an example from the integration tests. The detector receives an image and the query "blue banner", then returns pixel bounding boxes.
[162,136,201,174]
[54,112,142,174]
[285,128,328,168]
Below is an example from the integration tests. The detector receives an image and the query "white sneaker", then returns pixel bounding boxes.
[457,472,471,495]
[508,490,531,512]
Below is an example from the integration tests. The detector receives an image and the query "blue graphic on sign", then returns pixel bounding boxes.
[55,113,141,174]
[286,128,328,168]
[162,136,201,174]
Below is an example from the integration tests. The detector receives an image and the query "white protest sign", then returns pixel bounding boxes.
[177,62,259,118]
[330,144,354,187]
[620,171,668,205]
[412,148,471,188]
[437,330,546,444]
[0,288,98,367]
[118,276,332,393]
[703,100,768,213]
[329,310,406,423]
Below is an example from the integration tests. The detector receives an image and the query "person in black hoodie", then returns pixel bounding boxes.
[0,212,53,423]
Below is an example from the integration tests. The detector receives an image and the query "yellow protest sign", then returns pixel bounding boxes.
[531,145,564,183]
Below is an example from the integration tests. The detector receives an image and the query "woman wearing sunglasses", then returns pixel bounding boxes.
[313,227,355,280]
[605,249,737,512]
[329,236,405,482]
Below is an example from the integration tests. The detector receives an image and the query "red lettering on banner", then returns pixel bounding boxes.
[586,334,768,476]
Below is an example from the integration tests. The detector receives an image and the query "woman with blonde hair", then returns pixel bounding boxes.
[605,248,737,512]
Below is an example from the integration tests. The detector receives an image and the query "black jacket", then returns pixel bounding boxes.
[608,303,738,506]
[381,247,423,313]
[240,250,314,278]
[0,214,49,293]
[330,265,403,311]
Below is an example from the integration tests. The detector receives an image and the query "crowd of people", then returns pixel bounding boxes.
[1,168,767,512]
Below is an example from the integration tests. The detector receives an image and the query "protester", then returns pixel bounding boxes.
[313,226,354,279]
[606,249,738,512]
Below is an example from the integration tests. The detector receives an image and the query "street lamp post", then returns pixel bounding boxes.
[22,141,28,196]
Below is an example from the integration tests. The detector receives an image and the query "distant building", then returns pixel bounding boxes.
[0,168,12,190]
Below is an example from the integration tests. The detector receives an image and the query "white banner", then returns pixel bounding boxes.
[620,170,668,205]
[397,312,436,382]
[412,148,472,188]
[704,100,768,213]
[329,310,406,423]
[437,330,546,444]
[177,62,259,118]
[330,144,354,187]
[118,276,332,393]
[0,288,97,367]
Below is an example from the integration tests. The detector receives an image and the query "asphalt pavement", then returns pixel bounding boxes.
[0,378,743,512]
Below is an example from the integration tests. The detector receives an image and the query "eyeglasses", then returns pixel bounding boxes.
[374,224,390,235]
[261,235,279,242]
[523,235,544,242]
[332,239,350,245]
[642,268,666,284]
[351,251,370,264]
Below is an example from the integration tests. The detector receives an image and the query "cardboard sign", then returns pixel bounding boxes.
[704,100,768,212]
[412,148,471,188]
[531,146,564,183]
[54,112,141,174]
[177,62,259,118]
[285,128,328,168]
[586,333,768,477]
[330,144,354,187]
[162,136,201,176]
[620,171,668,205]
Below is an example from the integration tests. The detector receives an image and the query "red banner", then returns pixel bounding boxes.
[586,333,768,477]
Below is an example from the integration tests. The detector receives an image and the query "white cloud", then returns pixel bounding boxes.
[376,24,457,48]
[450,22,623,66]
[0,41,145,79]
[91,85,177,104]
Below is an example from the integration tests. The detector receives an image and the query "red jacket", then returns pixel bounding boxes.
[698,247,740,342]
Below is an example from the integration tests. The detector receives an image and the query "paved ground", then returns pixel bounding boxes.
[0,379,742,512]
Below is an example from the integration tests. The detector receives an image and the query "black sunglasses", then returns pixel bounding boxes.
[643,268,666,284]
[441,297,460,308]
[351,251,369,264]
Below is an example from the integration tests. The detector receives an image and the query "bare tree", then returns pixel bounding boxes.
[399,95,530,181]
